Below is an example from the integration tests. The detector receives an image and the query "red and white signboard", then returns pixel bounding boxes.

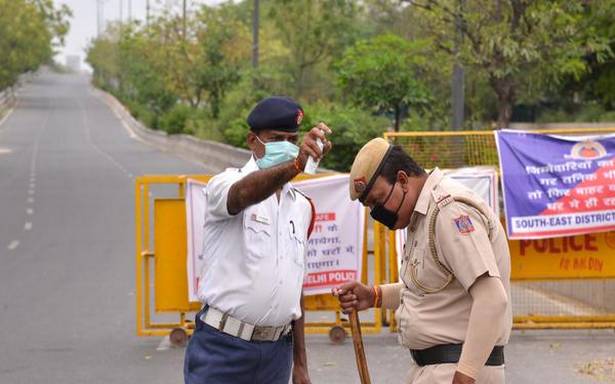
[294,175,365,296]
[186,174,365,301]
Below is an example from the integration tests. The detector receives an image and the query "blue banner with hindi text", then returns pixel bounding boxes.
[495,130,615,239]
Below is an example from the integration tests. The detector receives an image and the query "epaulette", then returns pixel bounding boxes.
[292,187,310,201]
[293,188,316,238]
[431,186,454,209]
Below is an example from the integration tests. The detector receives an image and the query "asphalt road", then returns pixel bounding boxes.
[0,71,204,384]
[1,72,614,384]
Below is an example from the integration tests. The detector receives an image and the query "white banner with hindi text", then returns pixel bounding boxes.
[186,175,365,301]
[294,175,365,296]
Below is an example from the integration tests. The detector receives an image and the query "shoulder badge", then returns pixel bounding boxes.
[454,215,475,234]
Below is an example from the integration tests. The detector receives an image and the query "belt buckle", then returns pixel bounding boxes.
[253,326,274,341]
[252,324,291,341]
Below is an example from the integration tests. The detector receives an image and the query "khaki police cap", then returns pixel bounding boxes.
[349,138,393,201]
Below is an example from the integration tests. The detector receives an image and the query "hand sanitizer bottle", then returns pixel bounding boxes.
[303,138,324,174]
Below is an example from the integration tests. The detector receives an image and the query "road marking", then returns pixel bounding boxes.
[26,208,33,215]
[0,107,14,128]
[0,147,12,154]
[95,88,209,171]
[156,336,172,351]
[7,240,19,250]
[27,99,50,178]
[24,222,32,231]
[27,197,34,203]
[29,183,35,189]
[81,100,135,179]
[120,119,138,139]
[92,87,207,171]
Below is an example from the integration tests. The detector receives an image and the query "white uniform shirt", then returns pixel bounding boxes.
[198,158,312,327]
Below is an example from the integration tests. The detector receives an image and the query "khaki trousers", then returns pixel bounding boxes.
[405,360,505,384]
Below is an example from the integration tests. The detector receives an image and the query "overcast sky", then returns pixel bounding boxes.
[54,0,226,69]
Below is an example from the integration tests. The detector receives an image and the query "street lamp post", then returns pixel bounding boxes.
[146,0,150,26]
[252,0,259,68]
[96,0,107,37]
[451,0,465,131]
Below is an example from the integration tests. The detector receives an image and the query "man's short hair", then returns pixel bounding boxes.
[379,145,426,184]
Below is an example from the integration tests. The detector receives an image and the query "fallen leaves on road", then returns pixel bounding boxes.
[549,343,561,352]
[577,358,615,382]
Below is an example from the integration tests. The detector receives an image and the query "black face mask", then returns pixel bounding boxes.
[370,183,406,230]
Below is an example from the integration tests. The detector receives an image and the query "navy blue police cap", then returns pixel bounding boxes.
[247,96,304,133]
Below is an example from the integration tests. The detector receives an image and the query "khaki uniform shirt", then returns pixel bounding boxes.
[394,168,512,350]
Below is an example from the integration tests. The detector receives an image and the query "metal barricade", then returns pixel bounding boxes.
[135,173,387,345]
[385,128,615,329]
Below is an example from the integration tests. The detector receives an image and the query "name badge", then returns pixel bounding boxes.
[251,213,270,225]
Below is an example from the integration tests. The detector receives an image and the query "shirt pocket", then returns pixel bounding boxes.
[404,244,453,295]
[402,243,425,296]
[243,207,273,260]
[288,223,306,268]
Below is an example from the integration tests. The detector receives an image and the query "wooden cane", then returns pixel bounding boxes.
[349,310,371,384]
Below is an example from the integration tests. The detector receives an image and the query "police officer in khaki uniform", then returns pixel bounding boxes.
[333,138,512,384]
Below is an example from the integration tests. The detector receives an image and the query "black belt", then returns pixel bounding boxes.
[410,344,504,367]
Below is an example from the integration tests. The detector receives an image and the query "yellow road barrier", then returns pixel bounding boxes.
[135,173,387,345]
[385,128,615,329]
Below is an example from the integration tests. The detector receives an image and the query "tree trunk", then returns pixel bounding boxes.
[491,76,515,129]
[296,65,306,98]
[394,105,401,132]
[211,90,221,119]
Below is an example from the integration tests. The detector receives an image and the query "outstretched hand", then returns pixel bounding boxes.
[296,122,332,170]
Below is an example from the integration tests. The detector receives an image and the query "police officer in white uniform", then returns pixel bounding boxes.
[184,96,332,384]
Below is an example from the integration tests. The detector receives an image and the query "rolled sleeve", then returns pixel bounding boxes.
[205,171,243,221]
[435,203,500,291]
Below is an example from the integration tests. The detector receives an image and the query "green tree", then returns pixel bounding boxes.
[0,0,71,89]
[302,102,390,171]
[567,0,615,111]
[144,3,249,116]
[404,0,611,128]
[268,0,361,99]
[194,3,250,118]
[118,24,177,127]
[336,33,431,131]
[86,33,120,91]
